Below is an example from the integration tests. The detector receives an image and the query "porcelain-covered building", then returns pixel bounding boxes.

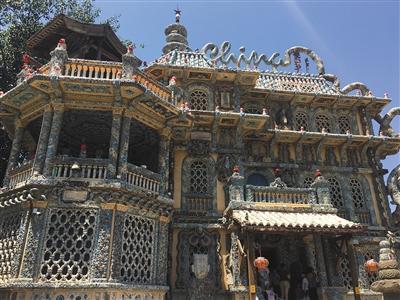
[0,12,399,300]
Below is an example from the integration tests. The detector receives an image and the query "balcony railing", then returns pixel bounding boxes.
[63,59,122,80]
[126,163,161,194]
[356,211,371,224]
[52,157,108,179]
[8,161,34,188]
[246,185,317,204]
[185,194,213,213]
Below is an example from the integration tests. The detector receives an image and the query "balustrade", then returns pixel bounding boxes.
[8,161,34,188]
[186,195,213,212]
[126,163,160,194]
[52,157,108,180]
[64,60,121,79]
[356,212,371,224]
[246,185,316,204]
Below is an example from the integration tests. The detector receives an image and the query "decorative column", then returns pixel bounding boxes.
[310,171,331,205]
[43,104,64,176]
[346,238,362,300]
[230,231,244,287]
[3,120,24,186]
[303,235,317,274]
[158,128,171,195]
[33,105,53,174]
[313,235,328,286]
[117,113,132,181]
[107,107,123,179]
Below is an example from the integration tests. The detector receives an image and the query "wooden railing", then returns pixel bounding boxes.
[8,161,34,188]
[126,163,160,193]
[64,59,122,79]
[186,195,213,212]
[246,185,317,204]
[52,157,108,179]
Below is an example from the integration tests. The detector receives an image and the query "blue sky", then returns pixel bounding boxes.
[96,0,399,175]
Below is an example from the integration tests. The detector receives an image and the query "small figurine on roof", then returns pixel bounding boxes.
[174,8,182,23]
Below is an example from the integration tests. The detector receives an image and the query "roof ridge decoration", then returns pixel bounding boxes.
[200,41,325,74]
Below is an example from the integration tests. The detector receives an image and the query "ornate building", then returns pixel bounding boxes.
[0,12,399,300]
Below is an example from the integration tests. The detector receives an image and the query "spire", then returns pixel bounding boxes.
[162,8,191,54]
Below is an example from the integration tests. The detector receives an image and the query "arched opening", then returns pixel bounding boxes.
[247,173,268,186]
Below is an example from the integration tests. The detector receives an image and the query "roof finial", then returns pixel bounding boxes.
[174,7,182,23]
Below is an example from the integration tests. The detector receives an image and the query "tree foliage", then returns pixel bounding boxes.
[0,0,118,184]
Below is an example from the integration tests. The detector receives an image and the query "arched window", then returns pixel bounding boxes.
[302,176,314,188]
[189,90,209,111]
[315,114,331,132]
[247,173,268,186]
[350,178,370,224]
[327,177,344,210]
[338,116,351,134]
[190,161,208,194]
[295,112,309,131]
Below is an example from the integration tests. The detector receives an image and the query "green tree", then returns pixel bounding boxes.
[0,0,119,184]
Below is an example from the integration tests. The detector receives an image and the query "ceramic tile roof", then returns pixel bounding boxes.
[255,72,340,95]
[232,210,363,232]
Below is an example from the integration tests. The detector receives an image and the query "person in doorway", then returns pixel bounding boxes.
[301,273,310,300]
[306,268,319,300]
[278,263,290,300]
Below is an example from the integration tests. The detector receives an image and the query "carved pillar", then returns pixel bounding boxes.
[230,231,242,287]
[303,235,317,273]
[43,104,64,176]
[108,107,123,179]
[3,121,24,186]
[156,217,170,285]
[33,106,53,174]
[347,238,361,300]
[314,235,328,286]
[117,113,131,181]
[159,128,171,195]
[227,173,245,202]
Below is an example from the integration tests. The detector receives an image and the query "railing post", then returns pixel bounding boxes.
[122,45,142,79]
[49,39,68,76]
[107,107,124,179]
[3,120,24,187]
[227,170,245,202]
[43,104,64,176]
[158,128,171,195]
[33,105,54,175]
[310,172,331,206]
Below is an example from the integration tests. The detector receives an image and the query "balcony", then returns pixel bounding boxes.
[185,194,213,213]
[4,157,162,197]
[52,157,109,180]
[246,184,317,204]
[126,163,161,194]
[8,161,34,188]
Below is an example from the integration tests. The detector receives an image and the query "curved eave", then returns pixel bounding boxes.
[0,75,180,131]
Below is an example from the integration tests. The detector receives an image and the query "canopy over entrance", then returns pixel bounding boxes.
[224,201,365,234]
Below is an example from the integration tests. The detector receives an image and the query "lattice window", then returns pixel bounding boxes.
[244,102,262,114]
[315,114,331,132]
[120,214,156,284]
[338,116,351,134]
[189,90,209,111]
[327,177,344,209]
[190,161,208,194]
[350,178,365,209]
[339,256,352,290]
[39,209,97,281]
[302,176,314,188]
[0,212,22,281]
[295,112,309,130]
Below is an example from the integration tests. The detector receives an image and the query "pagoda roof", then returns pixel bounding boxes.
[27,14,126,61]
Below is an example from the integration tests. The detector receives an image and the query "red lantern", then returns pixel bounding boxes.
[364,259,379,274]
[254,257,269,270]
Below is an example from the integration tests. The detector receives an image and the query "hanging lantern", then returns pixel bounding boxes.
[254,257,269,270]
[364,259,379,274]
